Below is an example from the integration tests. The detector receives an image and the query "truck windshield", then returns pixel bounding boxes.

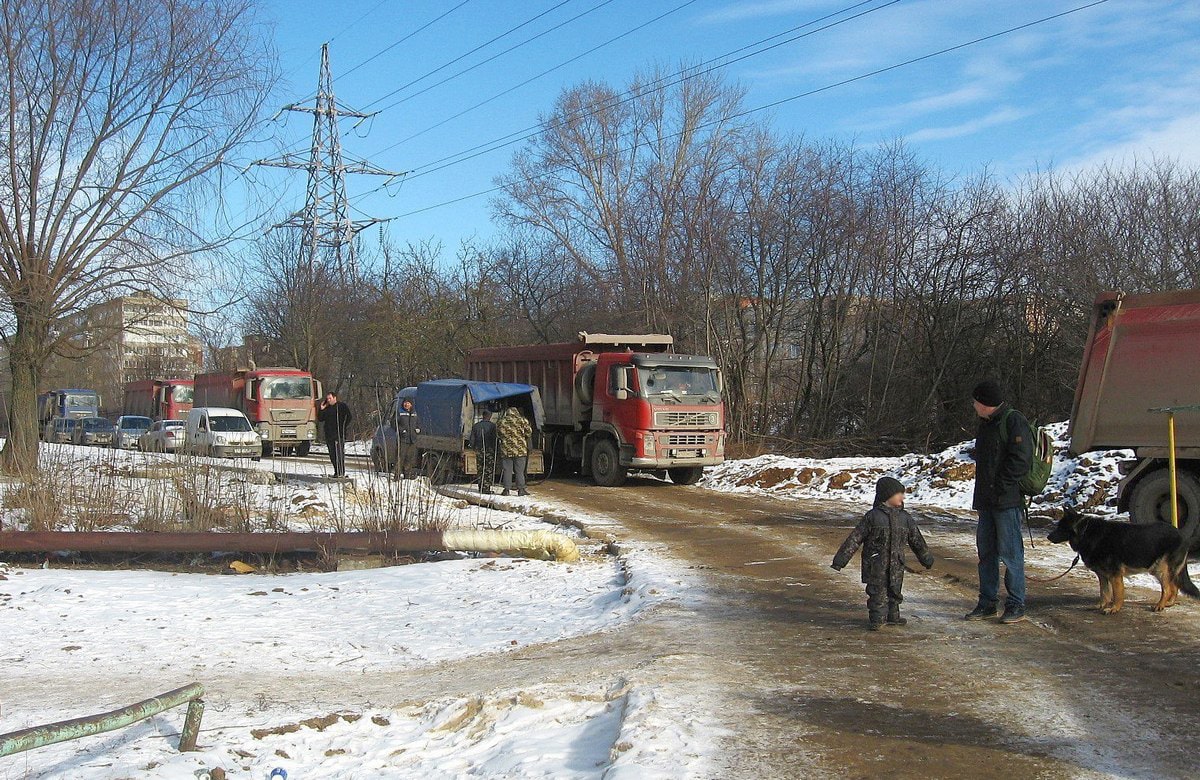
[262,377,312,400]
[211,415,252,432]
[636,367,719,401]
[172,385,194,403]
[66,393,99,409]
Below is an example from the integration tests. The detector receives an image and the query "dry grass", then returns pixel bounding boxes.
[1,444,448,534]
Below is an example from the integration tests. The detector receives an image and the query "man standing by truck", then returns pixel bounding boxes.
[965,379,1033,625]
[318,391,353,478]
[497,404,532,496]
[469,409,498,493]
[394,396,420,480]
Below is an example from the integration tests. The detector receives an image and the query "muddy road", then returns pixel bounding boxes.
[532,476,1200,779]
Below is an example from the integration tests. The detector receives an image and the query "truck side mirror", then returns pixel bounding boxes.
[615,367,631,400]
[245,380,255,401]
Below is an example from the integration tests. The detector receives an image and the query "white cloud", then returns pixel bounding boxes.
[1063,112,1200,173]
[698,0,831,25]
[907,106,1028,142]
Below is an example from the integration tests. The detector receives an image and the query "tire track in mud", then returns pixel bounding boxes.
[531,477,1200,779]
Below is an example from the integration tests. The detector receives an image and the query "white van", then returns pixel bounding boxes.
[184,407,261,459]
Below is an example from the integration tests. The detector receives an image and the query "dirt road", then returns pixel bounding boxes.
[530,476,1200,779]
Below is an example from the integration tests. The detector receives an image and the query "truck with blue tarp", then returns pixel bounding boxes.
[372,379,544,480]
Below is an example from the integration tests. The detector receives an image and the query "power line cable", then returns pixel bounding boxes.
[340,0,474,80]
[363,0,619,118]
[362,0,1112,221]
[360,0,579,112]
[366,0,896,185]
[373,0,704,154]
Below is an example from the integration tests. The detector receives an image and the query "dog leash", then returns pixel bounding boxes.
[1028,554,1081,583]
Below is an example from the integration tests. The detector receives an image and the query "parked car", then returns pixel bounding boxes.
[112,415,153,450]
[46,417,77,444]
[138,419,186,453]
[73,416,115,446]
[182,407,261,459]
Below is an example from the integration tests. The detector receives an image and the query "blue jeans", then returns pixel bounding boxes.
[976,506,1025,609]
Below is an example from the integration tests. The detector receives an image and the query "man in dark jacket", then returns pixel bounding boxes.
[317,391,353,478]
[965,379,1033,624]
[832,476,934,629]
[394,397,420,480]
[468,409,498,494]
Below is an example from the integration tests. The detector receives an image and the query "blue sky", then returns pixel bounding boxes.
[241,0,1200,256]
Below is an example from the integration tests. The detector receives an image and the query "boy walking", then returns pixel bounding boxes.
[832,477,934,630]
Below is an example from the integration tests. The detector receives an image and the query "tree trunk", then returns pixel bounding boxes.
[2,317,49,478]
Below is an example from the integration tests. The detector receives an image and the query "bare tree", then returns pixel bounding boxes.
[0,0,275,474]
[493,65,748,335]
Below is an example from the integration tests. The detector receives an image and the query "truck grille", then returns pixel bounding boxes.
[667,434,707,446]
[655,411,718,428]
[272,409,308,423]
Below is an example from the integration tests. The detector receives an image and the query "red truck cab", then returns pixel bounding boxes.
[194,367,321,456]
[468,333,725,486]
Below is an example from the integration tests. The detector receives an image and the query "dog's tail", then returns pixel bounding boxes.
[1175,512,1200,598]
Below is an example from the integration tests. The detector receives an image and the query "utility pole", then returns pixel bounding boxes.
[255,43,402,277]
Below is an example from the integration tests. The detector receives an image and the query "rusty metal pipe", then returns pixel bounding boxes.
[0,531,443,554]
[0,529,580,561]
[0,682,205,758]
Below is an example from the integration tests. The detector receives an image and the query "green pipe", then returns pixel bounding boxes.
[0,682,205,758]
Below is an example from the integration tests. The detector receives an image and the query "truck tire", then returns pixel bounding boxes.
[668,466,704,485]
[295,441,311,457]
[1130,468,1200,551]
[590,439,627,487]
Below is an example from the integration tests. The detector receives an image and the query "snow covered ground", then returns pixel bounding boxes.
[0,425,1188,778]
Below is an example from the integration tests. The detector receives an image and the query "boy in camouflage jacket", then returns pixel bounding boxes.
[832,477,934,630]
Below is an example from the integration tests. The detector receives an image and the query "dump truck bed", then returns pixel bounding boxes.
[1069,289,1200,455]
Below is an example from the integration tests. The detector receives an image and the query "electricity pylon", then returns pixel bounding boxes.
[255,43,402,277]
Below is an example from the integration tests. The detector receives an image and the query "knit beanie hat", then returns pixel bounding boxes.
[874,476,905,506]
[972,379,1005,407]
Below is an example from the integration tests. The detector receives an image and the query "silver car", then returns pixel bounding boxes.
[73,417,115,446]
[138,419,186,453]
[113,415,152,449]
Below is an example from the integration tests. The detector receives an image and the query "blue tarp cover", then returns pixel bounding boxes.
[414,379,544,439]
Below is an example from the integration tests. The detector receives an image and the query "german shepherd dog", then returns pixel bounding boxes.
[1047,509,1200,613]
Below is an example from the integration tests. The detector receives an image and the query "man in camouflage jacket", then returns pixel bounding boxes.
[496,406,532,496]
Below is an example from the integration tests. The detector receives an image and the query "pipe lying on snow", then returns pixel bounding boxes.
[0,530,580,563]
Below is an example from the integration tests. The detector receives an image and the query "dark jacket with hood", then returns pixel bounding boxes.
[972,402,1034,511]
[832,479,934,589]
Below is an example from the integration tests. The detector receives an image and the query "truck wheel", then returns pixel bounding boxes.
[1130,468,1200,551]
[261,442,274,457]
[590,439,627,487]
[296,441,311,457]
[668,466,704,485]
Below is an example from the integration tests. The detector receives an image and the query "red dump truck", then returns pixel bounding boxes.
[467,333,725,486]
[193,367,321,456]
[123,378,194,421]
[1069,288,1200,534]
